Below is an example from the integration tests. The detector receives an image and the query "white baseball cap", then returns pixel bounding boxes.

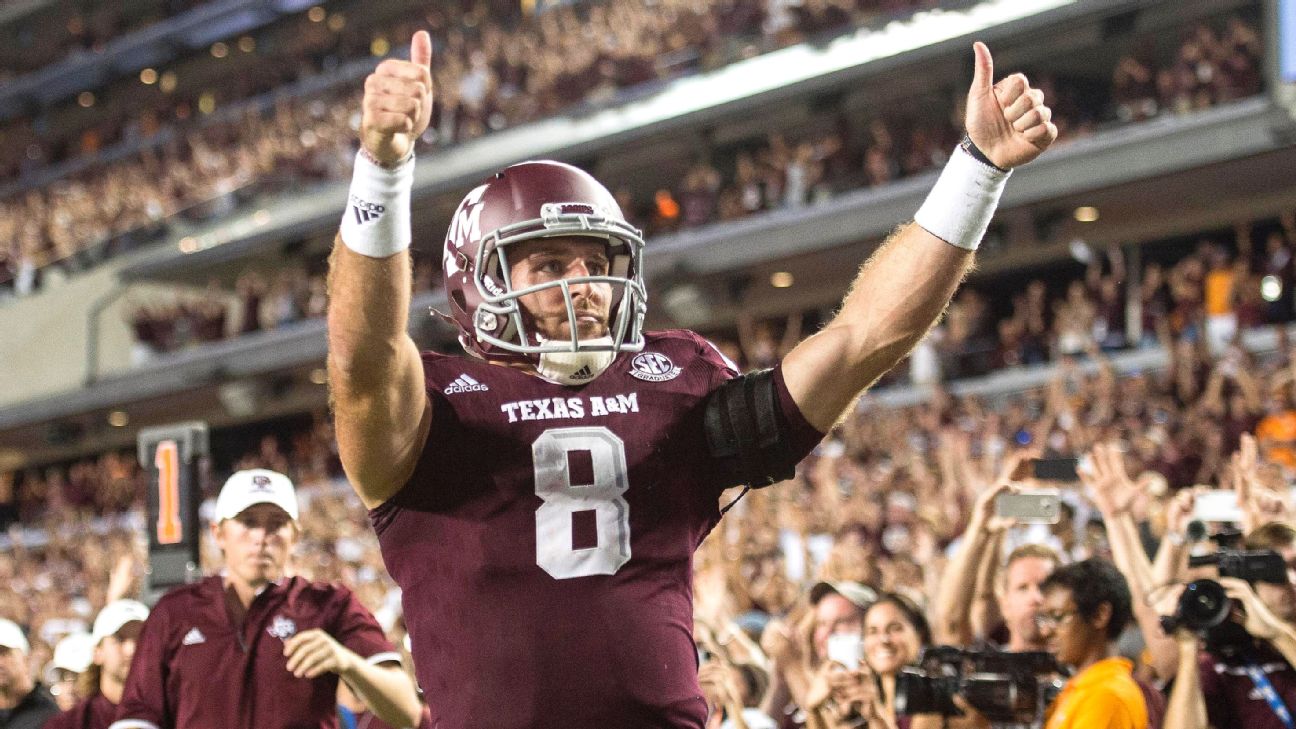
[51,632,95,674]
[91,600,150,645]
[214,469,298,522]
[0,618,30,654]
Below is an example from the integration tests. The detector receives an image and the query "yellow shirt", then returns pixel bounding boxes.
[1044,657,1148,729]
[1205,268,1236,316]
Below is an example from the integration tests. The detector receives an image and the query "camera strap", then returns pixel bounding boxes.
[1245,663,1296,729]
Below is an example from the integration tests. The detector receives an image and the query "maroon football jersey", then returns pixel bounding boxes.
[111,576,400,729]
[370,329,824,728]
[43,693,116,729]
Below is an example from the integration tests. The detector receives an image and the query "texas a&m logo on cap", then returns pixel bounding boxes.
[629,352,681,382]
[250,474,272,491]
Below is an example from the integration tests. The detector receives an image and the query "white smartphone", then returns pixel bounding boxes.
[1192,489,1243,523]
[826,633,862,671]
[995,489,1062,524]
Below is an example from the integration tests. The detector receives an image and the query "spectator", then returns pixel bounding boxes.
[44,633,93,712]
[934,452,1059,654]
[1163,520,1296,729]
[1037,560,1148,729]
[0,618,59,729]
[44,600,148,729]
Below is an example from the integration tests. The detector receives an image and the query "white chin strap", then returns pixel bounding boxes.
[535,337,616,385]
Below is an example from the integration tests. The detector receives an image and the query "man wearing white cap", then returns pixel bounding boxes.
[0,618,59,729]
[44,600,149,729]
[45,632,95,711]
[111,469,420,729]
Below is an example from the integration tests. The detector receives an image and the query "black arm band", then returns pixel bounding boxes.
[960,133,1009,173]
[703,369,797,489]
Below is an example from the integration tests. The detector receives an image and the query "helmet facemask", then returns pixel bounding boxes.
[469,202,647,383]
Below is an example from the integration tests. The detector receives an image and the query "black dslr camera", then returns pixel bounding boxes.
[895,646,1064,723]
[1159,548,1287,656]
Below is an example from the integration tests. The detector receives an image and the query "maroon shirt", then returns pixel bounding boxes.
[111,576,399,729]
[43,694,117,729]
[370,330,824,728]
[1199,646,1296,729]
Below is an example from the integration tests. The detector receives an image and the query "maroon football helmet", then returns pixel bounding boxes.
[441,160,647,364]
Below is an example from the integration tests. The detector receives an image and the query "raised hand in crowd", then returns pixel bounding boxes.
[1234,433,1294,531]
[932,451,1030,647]
[699,658,750,729]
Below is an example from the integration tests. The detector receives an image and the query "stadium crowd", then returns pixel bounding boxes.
[9,220,1296,723]
[0,6,1262,297]
[0,0,215,83]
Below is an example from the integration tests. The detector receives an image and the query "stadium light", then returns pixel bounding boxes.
[108,411,130,428]
[140,68,158,85]
[1073,206,1099,222]
[1263,275,1283,303]
[77,92,94,108]
[770,272,795,288]
[210,42,229,59]
[308,6,325,22]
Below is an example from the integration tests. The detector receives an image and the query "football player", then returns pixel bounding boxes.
[327,30,1056,728]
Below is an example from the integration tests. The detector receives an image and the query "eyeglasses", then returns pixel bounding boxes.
[1033,610,1079,630]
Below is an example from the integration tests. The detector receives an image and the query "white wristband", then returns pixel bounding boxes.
[913,146,1010,251]
[339,150,414,258]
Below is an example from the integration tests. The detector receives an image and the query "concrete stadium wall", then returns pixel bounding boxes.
[0,261,139,408]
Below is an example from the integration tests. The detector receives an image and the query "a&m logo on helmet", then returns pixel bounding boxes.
[443,184,489,277]
[629,352,681,382]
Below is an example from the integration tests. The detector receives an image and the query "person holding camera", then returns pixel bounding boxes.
[1036,559,1149,729]
[934,454,1059,654]
[1163,521,1296,729]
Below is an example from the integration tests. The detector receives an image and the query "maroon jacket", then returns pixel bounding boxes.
[371,330,824,728]
[111,576,399,729]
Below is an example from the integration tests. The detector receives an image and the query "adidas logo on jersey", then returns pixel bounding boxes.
[444,374,490,394]
[349,194,385,225]
[182,627,206,646]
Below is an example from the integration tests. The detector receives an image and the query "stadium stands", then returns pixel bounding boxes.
[5,0,1296,725]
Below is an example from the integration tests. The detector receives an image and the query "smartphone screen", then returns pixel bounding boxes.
[1032,458,1080,482]
[826,633,862,671]
[995,490,1062,524]
[1192,490,1242,523]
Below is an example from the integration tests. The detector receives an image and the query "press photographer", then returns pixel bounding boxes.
[1163,521,1296,729]
[894,646,1063,727]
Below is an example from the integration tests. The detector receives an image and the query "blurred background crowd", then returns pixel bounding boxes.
[2,0,1294,727]
[0,3,1262,297]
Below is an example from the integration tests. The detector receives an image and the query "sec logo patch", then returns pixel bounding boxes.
[629,352,681,382]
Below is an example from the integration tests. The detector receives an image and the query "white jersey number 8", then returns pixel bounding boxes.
[532,427,631,579]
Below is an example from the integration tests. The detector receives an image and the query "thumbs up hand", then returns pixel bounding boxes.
[360,30,434,167]
[964,42,1057,170]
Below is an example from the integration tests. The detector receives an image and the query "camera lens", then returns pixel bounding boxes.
[1178,579,1233,630]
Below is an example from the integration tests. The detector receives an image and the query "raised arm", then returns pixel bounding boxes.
[327,31,436,508]
[781,43,1057,430]
[933,454,1026,645]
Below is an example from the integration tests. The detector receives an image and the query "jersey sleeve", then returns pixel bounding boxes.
[110,605,174,729]
[329,586,401,666]
[771,363,829,462]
